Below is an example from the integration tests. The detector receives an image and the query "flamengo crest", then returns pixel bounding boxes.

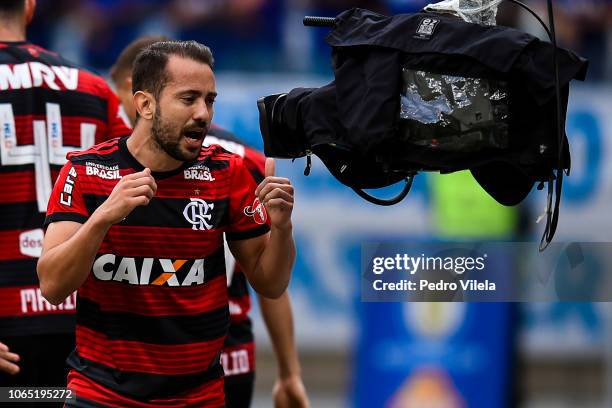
[183,198,214,230]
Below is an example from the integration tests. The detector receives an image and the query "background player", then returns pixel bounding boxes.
[0,0,130,395]
[110,36,310,408]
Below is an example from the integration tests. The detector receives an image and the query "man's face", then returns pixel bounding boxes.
[150,55,216,162]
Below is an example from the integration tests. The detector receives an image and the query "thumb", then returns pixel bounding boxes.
[265,158,275,178]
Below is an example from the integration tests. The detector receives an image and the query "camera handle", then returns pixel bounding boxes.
[303,16,337,27]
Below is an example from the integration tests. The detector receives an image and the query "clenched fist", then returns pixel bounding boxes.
[255,159,294,231]
[94,168,157,225]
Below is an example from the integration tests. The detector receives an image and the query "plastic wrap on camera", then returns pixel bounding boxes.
[425,0,501,25]
[458,0,499,25]
[400,68,509,152]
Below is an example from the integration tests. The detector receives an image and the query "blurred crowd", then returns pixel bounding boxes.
[29,0,612,79]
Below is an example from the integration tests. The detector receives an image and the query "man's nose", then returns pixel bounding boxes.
[193,99,210,122]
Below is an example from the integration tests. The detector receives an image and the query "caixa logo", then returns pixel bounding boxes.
[92,254,206,286]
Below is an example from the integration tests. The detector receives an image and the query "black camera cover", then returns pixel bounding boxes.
[259,8,588,205]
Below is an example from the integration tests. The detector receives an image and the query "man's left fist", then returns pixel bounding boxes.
[255,158,294,230]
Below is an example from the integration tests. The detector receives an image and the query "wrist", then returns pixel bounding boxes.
[278,372,303,383]
[278,359,301,380]
[271,221,293,234]
[89,208,115,231]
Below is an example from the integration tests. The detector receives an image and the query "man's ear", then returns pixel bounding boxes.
[134,91,155,121]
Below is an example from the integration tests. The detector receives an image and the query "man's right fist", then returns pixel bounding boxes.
[95,168,157,225]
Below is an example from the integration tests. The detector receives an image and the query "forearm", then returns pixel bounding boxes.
[250,225,295,298]
[38,213,110,305]
[259,292,301,378]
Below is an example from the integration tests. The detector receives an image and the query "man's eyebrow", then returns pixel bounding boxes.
[176,90,217,98]
[177,89,201,96]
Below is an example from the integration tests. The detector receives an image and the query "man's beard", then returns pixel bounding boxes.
[151,106,201,162]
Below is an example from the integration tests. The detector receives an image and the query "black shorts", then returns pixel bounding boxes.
[224,372,255,408]
[0,333,75,408]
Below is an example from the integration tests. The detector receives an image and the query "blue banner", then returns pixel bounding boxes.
[353,301,515,408]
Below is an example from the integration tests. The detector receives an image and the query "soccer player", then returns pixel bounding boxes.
[38,40,296,407]
[110,36,310,408]
[0,0,130,392]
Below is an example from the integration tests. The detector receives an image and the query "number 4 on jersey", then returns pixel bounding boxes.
[0,103,96,211]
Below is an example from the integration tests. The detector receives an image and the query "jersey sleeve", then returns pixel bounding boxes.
[242,146,266,184]
[226,155,271,241]
[44,161,89,226]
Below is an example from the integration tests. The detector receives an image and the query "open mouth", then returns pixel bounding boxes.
[183,128,207,141]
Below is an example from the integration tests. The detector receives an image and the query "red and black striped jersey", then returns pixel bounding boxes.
[0,41,131,337]
[45,136,269,406]
[204,127,264,378]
